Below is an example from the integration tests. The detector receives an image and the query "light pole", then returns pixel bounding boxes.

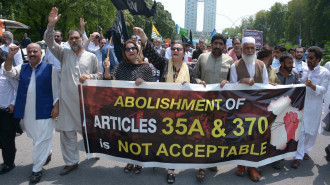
[216,13,235,28]
[295,21,302,46]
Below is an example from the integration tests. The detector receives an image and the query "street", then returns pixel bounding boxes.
[1,124,330,185]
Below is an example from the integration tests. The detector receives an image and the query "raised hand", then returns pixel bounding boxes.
[8,45,20,57]
[48,7,61,26]
[133,27,147,44]
[80,18,87,34]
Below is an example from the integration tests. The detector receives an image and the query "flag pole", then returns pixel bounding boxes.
[107,37,113,58]
[121,10,135,28]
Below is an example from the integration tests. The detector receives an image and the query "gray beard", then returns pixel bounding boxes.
[71,44,82,51]
[242,53,255,64]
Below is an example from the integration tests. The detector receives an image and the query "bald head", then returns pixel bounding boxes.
[27,43,42,51]
[27,43,42,65]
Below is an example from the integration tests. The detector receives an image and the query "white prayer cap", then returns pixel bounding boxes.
[242,37,255,45]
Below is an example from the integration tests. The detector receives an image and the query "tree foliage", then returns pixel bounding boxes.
[1,0,117,41]
[221,0,329,47]
[0,0,176,43]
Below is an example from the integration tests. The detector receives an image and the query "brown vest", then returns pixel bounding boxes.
[234,58,264,83]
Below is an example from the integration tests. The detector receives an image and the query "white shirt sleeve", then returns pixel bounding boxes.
[83,33,89,45]
[315,70,329,96]
[1,63,22,80]
[52,67,60,105]
[229,63,238,83]
[165,48,171,59]
[8,77,18,105]
[262,64,269,84]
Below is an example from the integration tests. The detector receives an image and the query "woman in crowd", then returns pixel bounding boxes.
[103,39,153,174]
[133,27,197,184]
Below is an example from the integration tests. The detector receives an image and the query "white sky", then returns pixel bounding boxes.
[156,0,291,32]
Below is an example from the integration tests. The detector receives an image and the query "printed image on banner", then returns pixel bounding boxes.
[79,81,305,169]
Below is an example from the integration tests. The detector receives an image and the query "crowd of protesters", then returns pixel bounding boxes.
[0,7,330,184]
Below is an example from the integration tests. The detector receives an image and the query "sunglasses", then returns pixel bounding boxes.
[125,47,137,51]
[171,47,183,51]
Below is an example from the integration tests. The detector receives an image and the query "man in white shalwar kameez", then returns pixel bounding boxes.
[291,46,329,168]
[44,7,102,176]
[2,43,59,183]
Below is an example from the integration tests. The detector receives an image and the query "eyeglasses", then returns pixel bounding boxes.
[307,56,315,60]
[171,47,183,51]
[69,36,80,41]
[125,47,137,51]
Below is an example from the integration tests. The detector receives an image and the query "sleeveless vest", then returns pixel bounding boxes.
[234,59,264,83]
[14,61,54,119]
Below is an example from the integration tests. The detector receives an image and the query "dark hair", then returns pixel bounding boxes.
[122,39,138,62]
[279,53,294,63]
[288,48,295,53]
[274,45,286,52]
[67,29,83,38]
[232,37,241,44]
[211,33,226,44]
[55,30,63,37]
[295,46,304,52]
[257,45,273,60]
[308,46,322,60]
[171,40,186,53]
[0,36,2,44]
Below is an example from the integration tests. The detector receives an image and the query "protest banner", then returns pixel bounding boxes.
[243,30,263,49]
[79,81,305,169]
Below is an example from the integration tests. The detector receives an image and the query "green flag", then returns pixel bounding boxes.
[179,27,189,37]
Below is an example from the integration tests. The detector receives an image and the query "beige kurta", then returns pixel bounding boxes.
[193,52,233,84]
[44,25,102,131]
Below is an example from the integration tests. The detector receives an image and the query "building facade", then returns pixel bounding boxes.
[185,0,216,33]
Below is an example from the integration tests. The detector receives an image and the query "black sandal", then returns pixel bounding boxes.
[291,159,301,169]
[167,173,176,184]
[30,171,42,183]
[124,164,133,173]
[134,165,142,174]
[196,169,205,180]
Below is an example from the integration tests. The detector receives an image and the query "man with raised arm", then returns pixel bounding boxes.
[44,7,102,176]
[2,43,59,183]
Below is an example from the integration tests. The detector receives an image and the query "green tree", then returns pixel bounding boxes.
[266,2,287,45]
[305,0,330,45]
[284,0,306,45]
[240,16,254,31]
[252,10,269,44]
[1,0,117,42]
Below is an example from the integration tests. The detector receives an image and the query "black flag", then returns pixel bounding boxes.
[189,29,192,42]
[181,35,188,44]
[106,11,130,63]
[111,0,157,18]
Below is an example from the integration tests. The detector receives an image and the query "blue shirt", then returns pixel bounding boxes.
[101,42,119,73]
